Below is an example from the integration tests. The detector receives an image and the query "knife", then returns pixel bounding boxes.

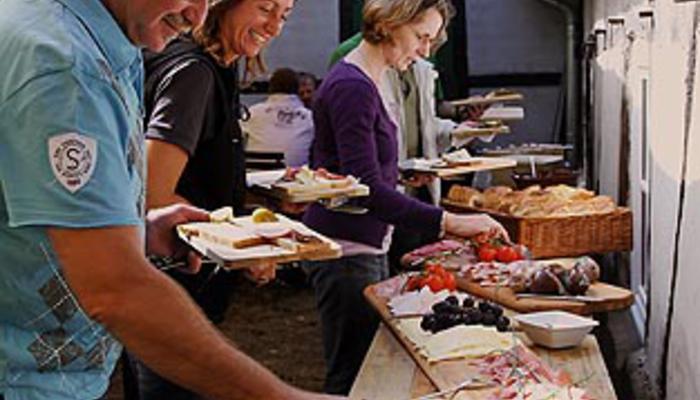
[515,293,605,303]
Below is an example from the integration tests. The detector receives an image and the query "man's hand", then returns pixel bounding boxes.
[146,204,210,273]
[278,201,310,215]
[243,261,277,285]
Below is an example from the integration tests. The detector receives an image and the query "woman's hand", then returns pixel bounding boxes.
[444,212,510,242]
[458,104,489,121]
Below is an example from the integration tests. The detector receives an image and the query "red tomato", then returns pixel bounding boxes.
[442,272,457,291]
[513,244,529,260]
[496,246,519,263]
[405,275,422,291]
[437,266,451,281]
[424,274,445,292]
[425,262,443,275]
[478,245,498,262]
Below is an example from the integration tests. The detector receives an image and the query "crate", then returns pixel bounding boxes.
[442,199,633,259]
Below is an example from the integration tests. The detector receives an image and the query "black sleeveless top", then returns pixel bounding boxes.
[143,37,246,212]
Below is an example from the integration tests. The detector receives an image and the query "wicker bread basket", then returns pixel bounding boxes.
[442,199,633,259]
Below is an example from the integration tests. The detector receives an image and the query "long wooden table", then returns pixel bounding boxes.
[349,324,617,400]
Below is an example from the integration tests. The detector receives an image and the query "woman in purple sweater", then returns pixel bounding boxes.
[302,0,508,394]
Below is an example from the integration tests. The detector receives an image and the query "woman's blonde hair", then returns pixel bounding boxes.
[362,0,456,52]
[192,0,267,84]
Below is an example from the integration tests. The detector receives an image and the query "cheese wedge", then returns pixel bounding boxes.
[396,319,518,363]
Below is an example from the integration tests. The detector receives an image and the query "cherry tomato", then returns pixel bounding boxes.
[425,262,444,276]
[478,245,498,262]
[496,246,519,263]
[437,266,451,281]
[513,244,529,260]
[424,274,445,292]
[405,275,422,291]
[442,272,457,291]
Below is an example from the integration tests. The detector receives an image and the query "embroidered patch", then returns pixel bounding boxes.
[48,133,97,193]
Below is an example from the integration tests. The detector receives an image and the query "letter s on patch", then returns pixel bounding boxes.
[48,132,97,193]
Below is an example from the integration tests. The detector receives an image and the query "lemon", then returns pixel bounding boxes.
[251,207,278,223]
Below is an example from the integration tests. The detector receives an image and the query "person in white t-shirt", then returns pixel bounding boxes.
[242,68,314,167]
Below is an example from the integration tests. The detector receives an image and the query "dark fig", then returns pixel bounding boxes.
[530,269,566,294]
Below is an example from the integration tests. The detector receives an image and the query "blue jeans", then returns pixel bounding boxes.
[303,254,390,395]
[125,354,205,400]
[123,262,236,400]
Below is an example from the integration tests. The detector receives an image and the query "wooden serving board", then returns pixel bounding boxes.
[251,181,369,203]
[363,284,504,397]
[177,215,341,269]
[401,157,516,178]
[456,277,634,315]
[363,284,617,399]
[246,169,370,203]
[350,324,617,400]
[451,124,510,138]
[450,93,524,107]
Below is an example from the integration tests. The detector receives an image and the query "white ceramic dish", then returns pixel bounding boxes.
[514,311,599,349]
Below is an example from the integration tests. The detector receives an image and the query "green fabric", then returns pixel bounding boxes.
[328,31,445,101]
[400,68,422,159]
[328,32,362,68]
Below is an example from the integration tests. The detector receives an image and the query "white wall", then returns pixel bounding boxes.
[586,0,700,397]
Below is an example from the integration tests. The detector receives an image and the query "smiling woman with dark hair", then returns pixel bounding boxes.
[130,1,302,399]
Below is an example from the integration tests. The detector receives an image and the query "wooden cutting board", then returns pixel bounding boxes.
[401,157,516,178]
[363,284,616,399]
[246,169,370,203]
[456,277,634,315]
[449,93,524,106]
[265,182,370,203]
[450,124,510,139]
[177,215,342,269]
[363,284,508,398]
[350,324,617,400]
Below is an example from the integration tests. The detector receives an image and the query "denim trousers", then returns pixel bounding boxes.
[122,262,236,400]
[303,253,390,395]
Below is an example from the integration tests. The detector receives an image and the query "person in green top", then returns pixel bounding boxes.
[329,32,445,100]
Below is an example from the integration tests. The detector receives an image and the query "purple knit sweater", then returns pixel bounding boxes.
[303,61,442,248]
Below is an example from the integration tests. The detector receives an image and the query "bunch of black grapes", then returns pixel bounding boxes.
[420,295,510,334]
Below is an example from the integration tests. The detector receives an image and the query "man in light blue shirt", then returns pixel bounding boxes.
[0,0,341,399]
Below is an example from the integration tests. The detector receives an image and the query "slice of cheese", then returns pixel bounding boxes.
[178,222,264,249]
[396,319,518,363]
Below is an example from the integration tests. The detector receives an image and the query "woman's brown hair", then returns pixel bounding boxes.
[192,0,266,84]
[362,0,456,52]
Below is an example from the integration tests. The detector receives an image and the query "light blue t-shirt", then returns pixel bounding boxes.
[0,0,145,398]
